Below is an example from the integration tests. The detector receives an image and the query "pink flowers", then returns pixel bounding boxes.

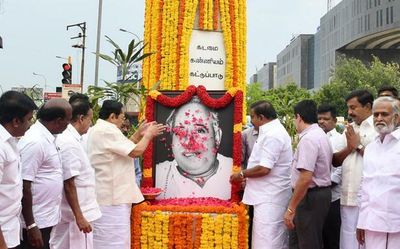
[141,187,163,194]
[152,197,234,207]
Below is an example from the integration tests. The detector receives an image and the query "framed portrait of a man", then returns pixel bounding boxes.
[152,91,234,200]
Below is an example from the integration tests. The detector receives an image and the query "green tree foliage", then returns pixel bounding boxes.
[87,36,153,122]
[246,82,311,138]
[314,56,400,117]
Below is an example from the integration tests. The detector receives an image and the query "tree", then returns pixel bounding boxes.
[87,36,153,122]
[246,82,266,112]
[314,56,400,117]
[246,82,311,139]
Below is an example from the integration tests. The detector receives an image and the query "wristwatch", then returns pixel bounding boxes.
[26,223,37,230]
[239,171,245,178]
[356,144,364,152]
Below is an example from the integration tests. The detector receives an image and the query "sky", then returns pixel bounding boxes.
[0,0,327,92]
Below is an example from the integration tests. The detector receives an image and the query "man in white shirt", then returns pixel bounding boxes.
[19,99,72,249]
[317,104,342,249]
[49,96,101,249]
[0,91,37,249]
[357,96,400,248]
[231,100,292,249]
[332,90,376,249]
[87,100,165,249]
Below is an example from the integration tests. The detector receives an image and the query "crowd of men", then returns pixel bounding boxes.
[233,85,400,249]
[0,92,165,249]
[1,85,400,249]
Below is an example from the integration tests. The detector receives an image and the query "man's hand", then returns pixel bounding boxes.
[0,229,7,249]
[356,228,365,245]
[230,173,244,183]
[143,123,166,139]
[137,120,151,137]
[27,227,44,249]
[76,216,92,233]
[345,125,360,151]
[284,209,295,230]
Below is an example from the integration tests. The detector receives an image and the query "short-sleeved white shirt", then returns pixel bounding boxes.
[56,124,101,223]
[0,125,22,247]
[242,119,293,206]
[18,121,63,229]
[358,128,400,233]
[327,128,343,202]
[335,116,377,206]
[87,119,143,205]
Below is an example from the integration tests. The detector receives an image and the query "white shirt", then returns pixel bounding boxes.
[242,119,292,206]
[357,128,400,233]
[18,121,63,228]
[0,125,21,247]
[56,124,101,223]
[87,119,143,205]
[327,128,343,202]
[156,154,233,200]
[336,116,377,206]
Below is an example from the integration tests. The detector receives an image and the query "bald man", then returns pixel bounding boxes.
[19,99,72,249]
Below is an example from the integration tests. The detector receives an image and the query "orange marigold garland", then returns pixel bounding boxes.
[213,0,220,30]
[132,202,248,249]
[143,0,246,95]
[143,85,243,201]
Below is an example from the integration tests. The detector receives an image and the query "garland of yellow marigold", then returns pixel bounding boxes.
[132,202,248,249]
[143,0,247,122]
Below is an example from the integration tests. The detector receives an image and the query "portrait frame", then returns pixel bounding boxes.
[142,85,243,201]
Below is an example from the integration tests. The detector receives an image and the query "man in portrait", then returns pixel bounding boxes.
[156,96,233,200]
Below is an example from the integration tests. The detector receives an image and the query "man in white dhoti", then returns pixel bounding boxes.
[231,100,292,249]
[87,100,165,249]
[357,96,400,249]
[0,91,37,249]
[50,97,101,249]
[332,90,376,249]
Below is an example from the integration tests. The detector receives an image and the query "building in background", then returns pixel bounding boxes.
[249,62,276,90]
[317,0,400,87]
[276,34,315,89]
[262,0,400,90]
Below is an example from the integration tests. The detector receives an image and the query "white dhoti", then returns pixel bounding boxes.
[49,222,93,249]
[93,204,132,249]
[340,205,364,249]
[364,230,400,249]
[252,202,288,249]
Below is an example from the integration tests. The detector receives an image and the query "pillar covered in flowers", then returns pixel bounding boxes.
[142,0,247,92]
[134,1,249,248]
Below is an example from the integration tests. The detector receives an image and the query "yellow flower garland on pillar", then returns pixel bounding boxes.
[142,0,246,95]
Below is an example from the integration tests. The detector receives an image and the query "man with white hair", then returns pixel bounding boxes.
[357,96,400,248]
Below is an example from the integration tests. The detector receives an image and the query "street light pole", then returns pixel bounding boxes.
[94,0,103,87]
[33,72,47,92]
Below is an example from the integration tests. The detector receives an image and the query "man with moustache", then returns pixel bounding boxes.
[19,99,72,249]
[49,98,101,249]
[0,91,37,249]
[317,104,342,249]
[356,96,400,248]
[332,89,377,249]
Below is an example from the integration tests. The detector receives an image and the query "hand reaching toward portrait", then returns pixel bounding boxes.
[137,120,152,136]
[143,122,166,139]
